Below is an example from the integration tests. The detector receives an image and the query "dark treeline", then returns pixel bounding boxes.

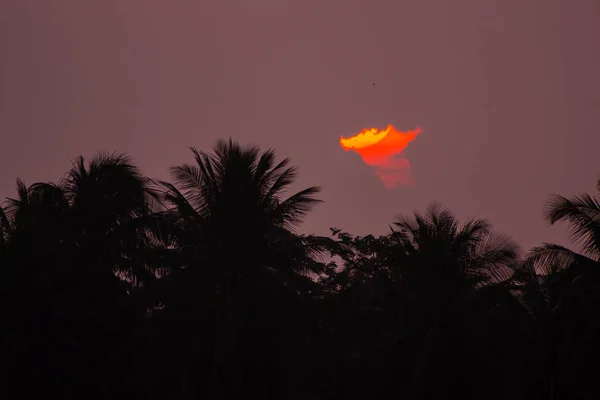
[1,139,600,399]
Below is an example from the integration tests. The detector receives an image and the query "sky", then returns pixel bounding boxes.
[1,0,599,253]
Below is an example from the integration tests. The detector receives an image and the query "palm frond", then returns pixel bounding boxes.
[62,156,87,196]
[159,181,200,221]
[191,147,221,201]
[2,179,33,228]
[169,164,207,213]
[456,218,491,244]
[272,186,322,229]
[264,165,298,201]
[478,265,516,286]
[525,243,595,275]
[253,149,276,186]
[393,213,421,239]
[299,234,344,260]
[143,178,168,213]
[472,231,520,269]
[426,203,457,236]
[544,193,600,260]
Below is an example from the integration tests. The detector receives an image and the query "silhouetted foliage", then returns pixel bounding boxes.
[1,140,599,399]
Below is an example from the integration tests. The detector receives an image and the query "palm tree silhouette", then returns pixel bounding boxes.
[152,139,336,399]
[387,203,521,399]
[523,179,600,399]
[0,153,165,398]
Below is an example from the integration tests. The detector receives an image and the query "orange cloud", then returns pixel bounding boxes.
[340,125,421,188]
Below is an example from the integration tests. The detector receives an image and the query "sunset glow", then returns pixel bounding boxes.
[340,125,421,188]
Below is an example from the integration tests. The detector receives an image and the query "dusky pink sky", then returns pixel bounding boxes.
[1,0,599,252]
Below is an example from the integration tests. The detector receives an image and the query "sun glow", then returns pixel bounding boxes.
[340,125,421,188]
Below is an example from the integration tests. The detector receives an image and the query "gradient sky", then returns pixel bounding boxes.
[1,0,599,253]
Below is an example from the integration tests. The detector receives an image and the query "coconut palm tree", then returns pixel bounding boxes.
[384,204,523,399]
[0,153,168,399]
[151,139,337,399]
[523,179,600,399]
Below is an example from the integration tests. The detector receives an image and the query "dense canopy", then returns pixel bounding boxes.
[1,140,599,400]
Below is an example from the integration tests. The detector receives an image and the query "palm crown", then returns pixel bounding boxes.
[162,139,332,279]
[390,203,520,283]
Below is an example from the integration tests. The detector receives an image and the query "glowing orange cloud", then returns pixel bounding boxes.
[340,125,422,188]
